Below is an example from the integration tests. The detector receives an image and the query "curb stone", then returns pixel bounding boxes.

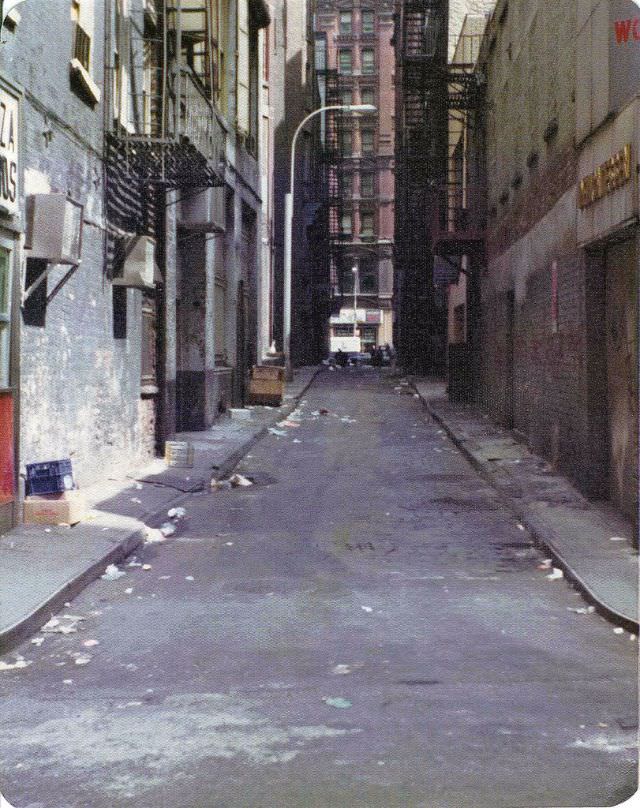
[412,383,639,633]
[0,367,323,653]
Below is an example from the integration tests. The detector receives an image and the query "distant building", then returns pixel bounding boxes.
[316,0,395,355]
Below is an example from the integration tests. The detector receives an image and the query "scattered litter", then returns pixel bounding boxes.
[293,439,302,444]
[168,507,187,520]
[329,366,336,372]
[144,527,166,544]
[31,636,45,646]
[83,639,99,648]
[340,417,357,424]
[130,498,142,504]
[613,627,625,635]
[320,409,329,416]
[211,479,233,491]
[278,420,300,429]
[323,697,352,709]
[62,679,73,685]
[42,615,84,634]
[567,606,595,615]
[0,656,32,671]
[537,559,553,570]
[268,428,288,437]
[413,393,420,399]
[185,575,195,581]
[159,575,171,580]
[159,522,177,537]
[517,524,525,531]
[609,536,628,542]
[311,411,320,417]
[73,654,92,666]
[128,559,142,567]
[101,564,125,581]
[124,587,134,595]
[361,606,373,613]
[598,722,609,728]
[225,541,234,546]
[331,664,353,675]
[546,568,564,581]
[142,564,152,571]
[134,483,143,490]
[229,473,253,488]
[44,528,51,533]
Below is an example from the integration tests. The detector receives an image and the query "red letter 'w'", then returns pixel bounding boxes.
[615,19,633,43]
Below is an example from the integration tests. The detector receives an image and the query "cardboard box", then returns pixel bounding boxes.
[252,365,285,381]
[23,490,87,526]
[248,377,284,406]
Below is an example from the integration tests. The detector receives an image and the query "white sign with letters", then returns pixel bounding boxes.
[0,86,18,216]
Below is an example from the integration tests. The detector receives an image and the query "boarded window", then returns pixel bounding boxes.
[236,0,250,133]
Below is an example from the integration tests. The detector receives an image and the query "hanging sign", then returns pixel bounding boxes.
[0,86,18,216]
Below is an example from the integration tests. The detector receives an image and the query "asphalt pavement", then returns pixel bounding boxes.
[0,369,637,808]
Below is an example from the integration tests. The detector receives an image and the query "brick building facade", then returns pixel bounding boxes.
[316,0,395,354]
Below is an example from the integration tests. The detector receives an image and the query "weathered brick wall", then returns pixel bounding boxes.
[479,0,597,492]
[0,1,154,488]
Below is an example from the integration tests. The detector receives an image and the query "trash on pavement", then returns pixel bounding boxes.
[331,664,353,675]
[168,506,187,520]
[293,439,302,444]
[101,564,126,581]
[159,522,177,537]
[277,420,300,429]
[165,440,194,468]
[319,408,329,415]
[144,527,166,544]
[613,627,625,635]
[537,559,553,570]
[124,587,134,594]
[268,428,288,437]
[142,563,152,571]
[609,536,628,542]
[31,636,45,646]
[323,696,352,709]
[567,606,595,615]
[0,656,32,671]
[83,639,100,647]
[517,523,525,531]
[185,575,195,581]
[211,479,233,491]
[361,606,373,613]
[73,654,92,666]
[42,614,84,634]
[229,473,253,488]
[130,497,142,504]
[546,568,564,581]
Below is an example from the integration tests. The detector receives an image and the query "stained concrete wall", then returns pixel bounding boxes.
[0,0,153,488]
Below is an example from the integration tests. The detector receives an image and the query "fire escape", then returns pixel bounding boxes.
[394,0,449,374]
[105,0,226,276]
[317,67,348,315]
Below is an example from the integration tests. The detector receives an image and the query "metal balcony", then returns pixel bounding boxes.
[431,188,485,257]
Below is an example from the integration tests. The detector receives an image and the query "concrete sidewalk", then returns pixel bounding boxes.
[0,367,321,651]
[412,379,639,632]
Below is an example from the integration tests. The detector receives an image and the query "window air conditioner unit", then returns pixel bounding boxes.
[112,235,157,290]
[178,187,226,233]
[25,194,83,265]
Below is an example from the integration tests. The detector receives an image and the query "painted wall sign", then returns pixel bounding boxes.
[611,0,640,113]
[578,144,633,209]
[0,86,18,216]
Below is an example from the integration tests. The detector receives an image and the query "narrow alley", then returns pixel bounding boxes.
[0,370,636,808]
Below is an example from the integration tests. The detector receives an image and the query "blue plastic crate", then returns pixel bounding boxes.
[26,459,74,495]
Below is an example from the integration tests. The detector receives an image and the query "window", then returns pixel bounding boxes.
[360,212,375,237]
[342,174,353,197]
[341,213,352,235]
[361,48,375,75]
[361,10,375,34]
[361,128,375,155]
[339,12,352,35]
[360,172,374,197]
[340,129,353,155]
[141,296,158,391]
[22,259,47,328]
[70,0,100,105]
[341,89,353,107]
[339,49,352,75]
[113,286,127,339]
[360,87,375,107]
[334,324,355,337]
[359,264,378,292]
[0,248,11,388]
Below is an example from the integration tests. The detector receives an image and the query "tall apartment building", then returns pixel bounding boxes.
[315,0,395,354]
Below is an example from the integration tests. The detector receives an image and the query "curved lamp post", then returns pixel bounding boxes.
[283,103,376,380]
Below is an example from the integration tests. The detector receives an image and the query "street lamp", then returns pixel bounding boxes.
[283,103,376,380]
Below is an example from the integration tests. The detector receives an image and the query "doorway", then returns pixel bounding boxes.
[605,239,638,522]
